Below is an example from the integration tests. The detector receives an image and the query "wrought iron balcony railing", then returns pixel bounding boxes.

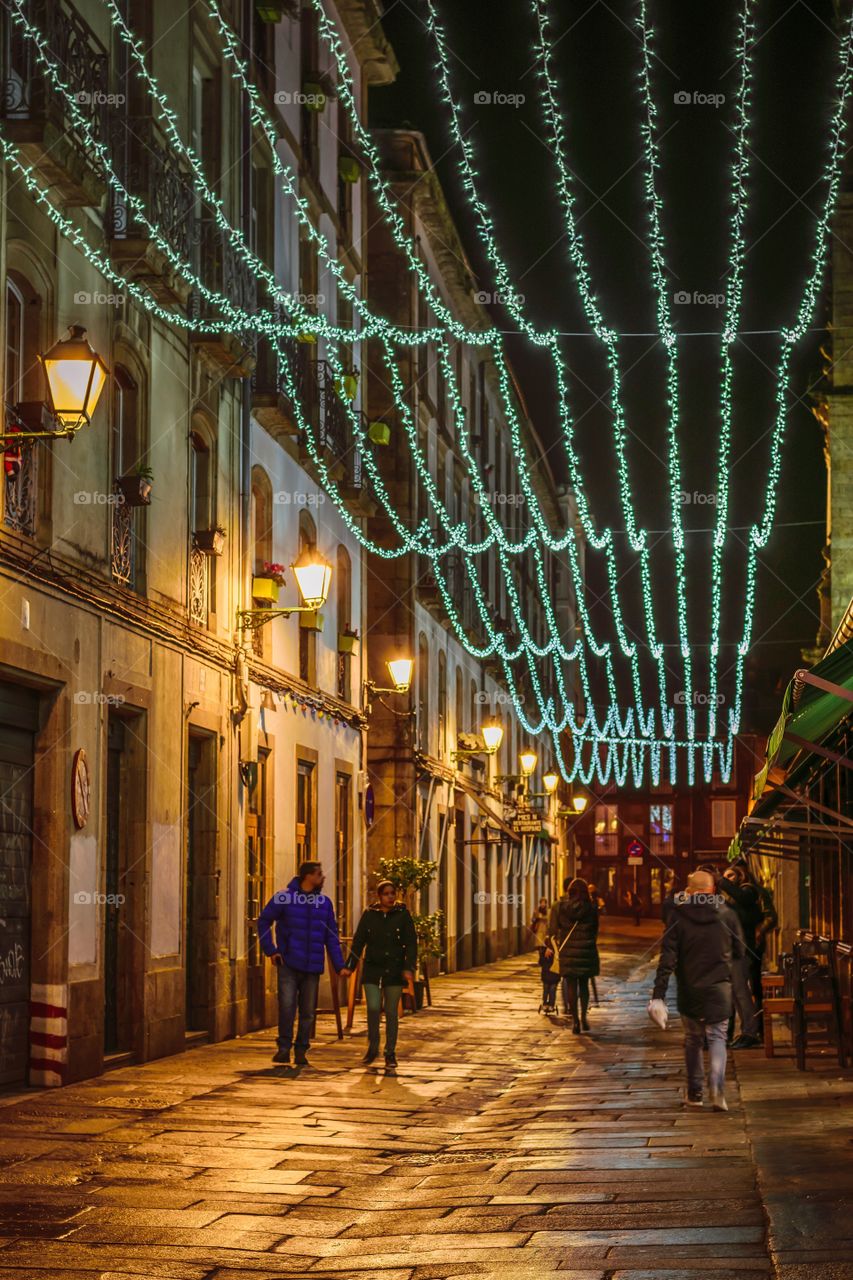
[108,114,195,267]
[1,0,109,204]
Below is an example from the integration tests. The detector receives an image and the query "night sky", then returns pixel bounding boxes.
[369,0,843,734]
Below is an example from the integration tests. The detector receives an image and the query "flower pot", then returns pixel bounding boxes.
[194,528,226,556]
[116,474,152,507]
[368,420,390,446]
[297,331,317,344]
[337,633,359,655]
[252,575,280,604]
[255,1,283,19]
[299,609,324,632]
[338,156,361,184]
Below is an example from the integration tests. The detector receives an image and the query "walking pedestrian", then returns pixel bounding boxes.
[529,898,556,1011]
[546,877,600,1035]
[717,864,762,1048]
[651,869,745,1111]
[340,880,417,1070]
[632,890,644,926]
[257,861,347,1067]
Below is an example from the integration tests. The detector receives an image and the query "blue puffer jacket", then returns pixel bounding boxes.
[257,877,345,974]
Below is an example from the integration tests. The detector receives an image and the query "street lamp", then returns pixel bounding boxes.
[453,716,504,762]
[3,325,109,443]
[543,772,559,795]
[481,719,504,754]
[573,793,588,813]
[363,656,415,714]
[237,548,332,631]
[519,749,538,778]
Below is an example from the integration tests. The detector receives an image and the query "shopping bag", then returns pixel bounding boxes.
[647,998,668,1029]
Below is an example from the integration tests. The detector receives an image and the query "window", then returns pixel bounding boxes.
[594,804,619,856]
[298,511,317,685]
[417,632,429,753]
[296,758,316,866]
[455,667,464,739]
[649,803,673,857]
[438,651,447,757]
[190,431,213,536]
[299,5,320,175]
[5,277,24,404]
[334,772,352,938]
[336,545,352,702]
[337,100,353,238]
[112,365,139,481]
[711,799,737,839]
[189,425,215,623]
[250,467,273,658]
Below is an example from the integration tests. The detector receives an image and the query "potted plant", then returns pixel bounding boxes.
[299,609,324,632]
[193,524,226,556]
[412,910,444,1002]
[116,464,153,508]
[337,625,359,655]
[338,155,361,184]
[302,82,326,112]
[297,330,317,345]
[252,561,286,604]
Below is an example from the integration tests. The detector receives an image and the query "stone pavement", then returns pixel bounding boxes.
[0,921,847,1280]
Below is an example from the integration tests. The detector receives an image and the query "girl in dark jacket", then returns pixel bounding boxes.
[546,878,600,1034]
[342,881,417,1069]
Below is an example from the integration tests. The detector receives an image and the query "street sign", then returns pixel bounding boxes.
[626,839,643,865]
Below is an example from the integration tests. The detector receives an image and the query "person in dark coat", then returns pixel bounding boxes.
[258,861,346,1067]
[341,881,417,1069]
[652,869,745,1111]
[717,864,762,1048]
[546,877,600,1034]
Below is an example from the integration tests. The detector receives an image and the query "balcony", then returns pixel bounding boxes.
[3,442,37,537]
[189,218,257,377]
[108,116,195,308]
[252,331,307,440]
[0,0,108,206]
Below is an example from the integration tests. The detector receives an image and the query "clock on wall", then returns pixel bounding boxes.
[71,748,91,829]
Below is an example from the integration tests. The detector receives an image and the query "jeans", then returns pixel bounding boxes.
[364,981,403,1055]
[276,963,320,1053]
[731,955,759,1037]
[683,1016,728,1094]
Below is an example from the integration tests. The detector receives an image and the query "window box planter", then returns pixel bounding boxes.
[299,610,324,632]
[338,156,361,184]
[368,420,390,446]
[252,575,280,604]
[116,473,152,507]
[338,632,359,655]
[193,527,226,556]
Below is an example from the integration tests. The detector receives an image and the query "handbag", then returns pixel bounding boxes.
[544,920,579,976]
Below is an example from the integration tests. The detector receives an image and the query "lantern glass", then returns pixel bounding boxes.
[387,657,414,693]
[543,771,559,794]
[519,749,537,777]
[41,326,108,428]
[481,720,504,754]
[573,794,588,813]
[292,549,332,609]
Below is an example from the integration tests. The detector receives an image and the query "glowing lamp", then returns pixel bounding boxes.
[519,749,537,777]
[386,657,414,694]
[543,771,559,795]
[291,547,332,609]
[481,720,504,754]
[40,325,108,430]
[573,793,588,813]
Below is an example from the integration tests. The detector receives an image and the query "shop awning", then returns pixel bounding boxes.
[752,635,853,803]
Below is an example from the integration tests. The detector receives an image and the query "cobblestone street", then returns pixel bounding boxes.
[0,922,850,1280]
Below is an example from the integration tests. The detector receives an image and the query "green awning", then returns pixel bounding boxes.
[751,635,853,806]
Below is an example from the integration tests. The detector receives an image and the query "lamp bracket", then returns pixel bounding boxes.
[237,606,306,632]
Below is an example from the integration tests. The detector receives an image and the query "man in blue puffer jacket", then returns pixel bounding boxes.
[258,861,346,1067]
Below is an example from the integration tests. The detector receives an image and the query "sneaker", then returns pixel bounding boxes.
[731,1034,761,1050]
[362,1049,378,1065]
[272,1050,290,1065]
[685,1090,704,1107]
[710,1088,729,1112]
[384,1053,398,1068]
[294,1051,309,1067]
[571,1021,581,1035]
[580,1017,591,1033]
